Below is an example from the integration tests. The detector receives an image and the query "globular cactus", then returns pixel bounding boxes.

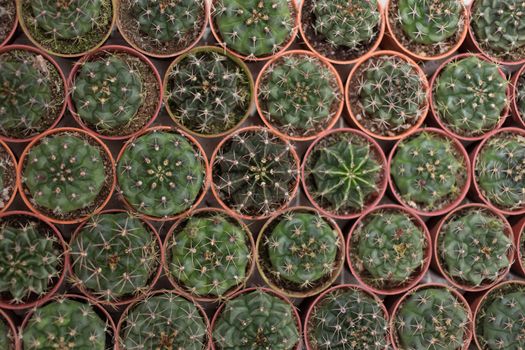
[306,286,389,350]
[166,211,252,298]
[119,292,208,350]
[433,56,508,138]
[165,47,253,136]
[212,0,296,59]
[0,0,16,44]
[70,212,160,304]
[212,128,299,218]
[0,144,15,210]
[257,52,342,138]
[117,129,206,218]
[212,289,300,350]
[391,131,467,212]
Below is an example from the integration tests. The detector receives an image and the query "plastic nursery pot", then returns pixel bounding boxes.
[255,206,345,298]
[346,204,431,296]
[163,207,256,302]
[254,49,344,142]
[345,50,429,141]
[510,63,525,129]
[17,127,116,225]
[0,308,19,350]
[0,1,17,48]
[0,139,17,214]
[513,217,525,277]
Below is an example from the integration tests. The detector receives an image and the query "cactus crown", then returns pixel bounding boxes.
[212,0,296,59]
[117,129,206,218]
[0,144,15,211]
[212,128,299,218]
[166,210,252,298]
[0,0,16,44]
[257,52,342,138]
[70,212,160,304]
[213,289,300,350]
[433,56,508,137]
[119,292,208,350]
[391,131,467,212]
[475,131,525,212]
[165,48,253,136]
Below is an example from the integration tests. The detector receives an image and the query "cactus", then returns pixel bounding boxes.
[119,292,208,350]
[306,286,389,350]
[0,315,14,350]
[212,289,300,350]
[393,286,471,350]
[212,128,299,218]
[212,0,296,59]
[166,211,252,298]
[257,52,342,138]
[517,74,525,121]
[70,212,160,304]
[117,129,206,218]
[165,48,253,136]
[433,56,508,137]
[474,131,525,212]
[0,144,15,210]
[0,0,16,44]
[391,131,467,212]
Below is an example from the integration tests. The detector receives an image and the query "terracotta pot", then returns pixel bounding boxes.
[346,204,431,296]
[0,139,16,214]
[0,308,20,350]
[510,63,525,129]
[0,8,17,48]
[512,217,525,277]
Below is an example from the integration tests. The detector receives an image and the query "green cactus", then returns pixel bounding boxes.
[166,210,252,298]
[0,144,15,211]
[394,286,471,350]
[0,0,16,45]
[213,289,300,350]
[212,128,299,218]
[70,212,160,304]
[474,131,525,212]
[517,74,525,121]
[391,131,468,212]
[433,56,508,137]
[0,312,15,350]
[165,47,253,136]
[117,129,206,218]
[119,292,208,350]
[306,286,389,350]
[257,52,342,138]
[212,0,296,59]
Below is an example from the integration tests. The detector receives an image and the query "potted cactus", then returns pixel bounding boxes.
[0,140,16,213]
[0,45,67,143]
[117,0,208,58]
[304,284,389,350]
[210,126,300,220]
[510,64,525,129]
[302,128,387,219]
[69,210,162,306]
[164,208,255,301]
[211,287,301,350]
[68,46,162,140]
[256,207,345,298]
[210,0,298,61]
[164,46,254,138]
[513,218,525,277]
[299,0,384,64]
[0,1,16,47]
[17,0,116,57]
[255,50,344,141]
[345,50,429,140]
[389,128,470,216]
[0,309,17,350]
[347,204,431,295]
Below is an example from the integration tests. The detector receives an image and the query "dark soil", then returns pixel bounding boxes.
[0,0,16,45]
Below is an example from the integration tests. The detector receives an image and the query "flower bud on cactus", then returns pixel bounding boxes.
[119,291,209,350]
[0,144,15,210]
[213,289,300,350]
[0,0,16,44]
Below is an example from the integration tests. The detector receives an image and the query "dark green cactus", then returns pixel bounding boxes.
[433,56,508,137]
[0,144,15,211]
[119,292,208,350]
[212,289,300,350]
[70,212,160,304]
[391,131,468,212]
[0,0,16,45]
[257,52,342,138]
[117,129,206,218]
[0,312,15,350]
[166,210,252,298]
[165,47,253,136]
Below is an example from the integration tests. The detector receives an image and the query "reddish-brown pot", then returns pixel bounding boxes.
[0,8,17,48]
[0,139,16,214]
[0,308,20,350]
[512,217,525,277]
[510,63,525,129]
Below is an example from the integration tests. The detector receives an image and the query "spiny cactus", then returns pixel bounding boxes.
[166,211,252,298]
[0,144,15,210]
[212,0,296,59]
[391,131,468,212]
[0,0,16,45]
[433,56,508,138]
[70,212,160,304]
[212,128,299,218]
[393,286,471,350]
[306,286,389,350]
[117,129,206,218]
[213,289,300,350]
[165,47,253,136]
[257,52,342,138]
